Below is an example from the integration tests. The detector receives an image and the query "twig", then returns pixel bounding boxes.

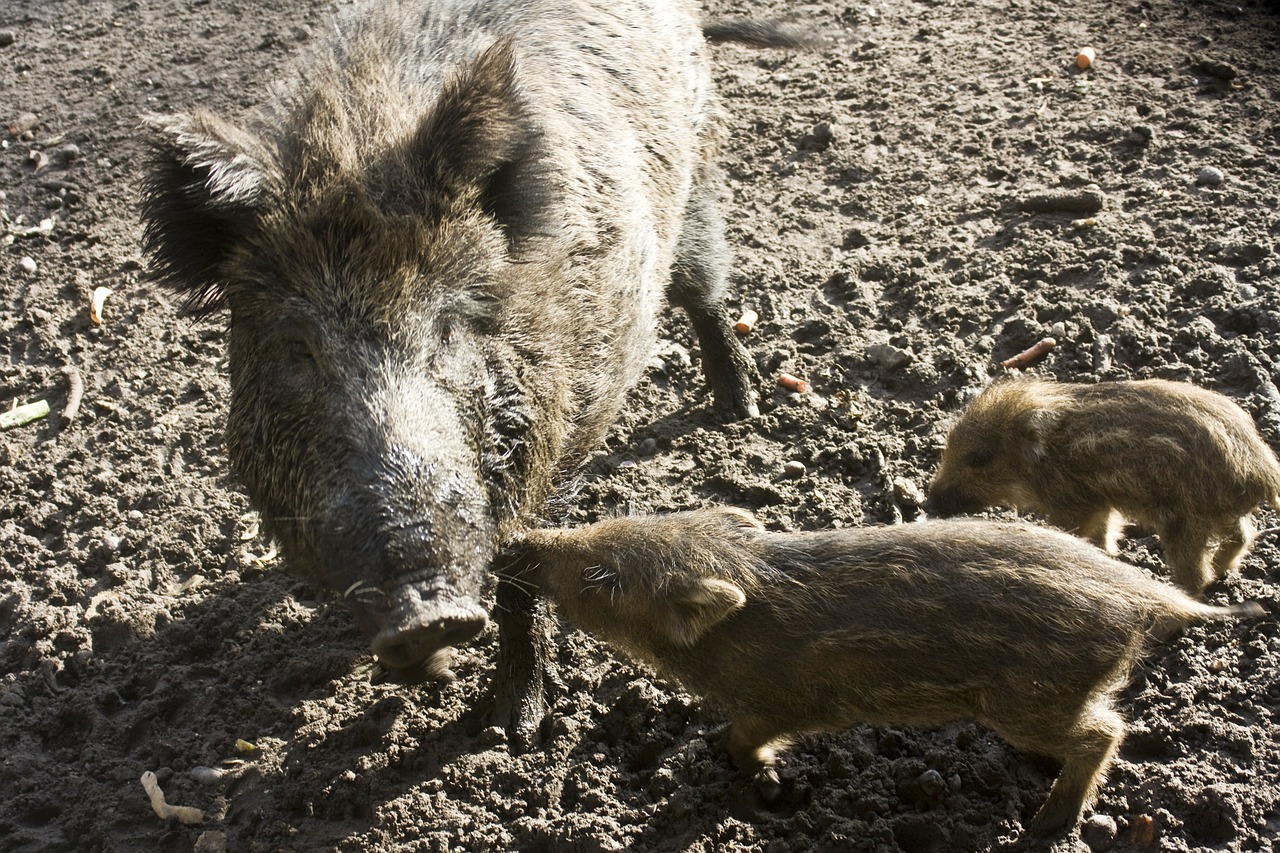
[60,365,84,427]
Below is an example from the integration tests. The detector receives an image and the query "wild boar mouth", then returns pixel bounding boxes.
[369,582,489,673]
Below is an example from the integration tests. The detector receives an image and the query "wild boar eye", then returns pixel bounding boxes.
[965,449,995,468]
[286,338,316,365]
[282,337,323,390]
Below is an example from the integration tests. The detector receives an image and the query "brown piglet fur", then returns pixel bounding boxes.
[512,508,1263,835]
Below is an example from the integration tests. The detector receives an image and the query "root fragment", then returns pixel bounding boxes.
[1000,337,1056,369]
[140,771,205,825]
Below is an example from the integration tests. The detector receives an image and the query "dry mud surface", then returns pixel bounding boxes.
[3,0,1280,850]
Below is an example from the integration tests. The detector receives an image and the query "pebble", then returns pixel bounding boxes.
[1129,124,1154,145]
[783,460,807,478]
[1081,814,1118,851]
[866,343,913,371]
[1196,166,1225,187]
[7,112,38,137]
[891,477,925,508]
[190,766,225,785]
[193,831,227,853]
[56,142,81,163]
[0,30,14,47]
[101,533,122,553]
[804,121,835,152]
[18,256,37,274]
[917,769,947,798]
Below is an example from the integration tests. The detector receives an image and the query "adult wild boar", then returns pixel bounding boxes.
[140,0,766,740]
[925,378,1280,594]
[512,508,1263,835]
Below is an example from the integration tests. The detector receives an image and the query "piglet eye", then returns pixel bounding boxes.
[965,449,995,468]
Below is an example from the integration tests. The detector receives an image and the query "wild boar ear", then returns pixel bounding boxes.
[1020,408,1061,464]
[662,578,747,647]
[141,111,275,315]
[409,40,547,233]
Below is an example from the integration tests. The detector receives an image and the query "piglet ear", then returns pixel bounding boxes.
[662,578,747,647]
[141,110,276,316]
[1020,408,1061,464]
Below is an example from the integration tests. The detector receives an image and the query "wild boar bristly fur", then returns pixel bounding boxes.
[140,0,762,716]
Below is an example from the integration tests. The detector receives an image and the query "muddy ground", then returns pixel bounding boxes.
[3,0,1280,850]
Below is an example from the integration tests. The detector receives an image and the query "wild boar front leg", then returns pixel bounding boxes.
[668,165,760,420]
[490,552,554,751]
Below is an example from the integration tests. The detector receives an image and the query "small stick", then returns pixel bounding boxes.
[60,365,84,427]
[1017,190,1104,214]
[140,771,205,825]
[778,372,810,393]
[1000,337,1056,370]
[0,399,50,430]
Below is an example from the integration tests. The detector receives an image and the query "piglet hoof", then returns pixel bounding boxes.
[1026,803,1076,837]
[1149,614,1184,643]
[753,766,782,801]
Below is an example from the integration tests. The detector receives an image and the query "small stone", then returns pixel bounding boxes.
[291,24,313,41]
[917,769,947,798]
[800,121,835,152]
[1192,57,1238,81]
[0,30,15,48]
[1081,814,1118,851]
[56,142,81,163]
[477,725,507,748]
[101,533,122,552]
[866,343,913,371]
[891,477,925,507]
[1129,124,1153,145]
[639,437,658,456]
[18,256,37,274]
[783,460,807,478]
[193,831,227,853]
[1196,166,1225,187]
[190,766,224,785]
[7,112,38,137]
